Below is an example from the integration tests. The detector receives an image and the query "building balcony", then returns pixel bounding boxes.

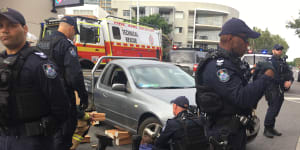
[195,24,221,30]
[194,38,219,45]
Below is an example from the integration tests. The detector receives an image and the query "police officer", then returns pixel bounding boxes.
[195,18,275,150]
[263,44,293,138]
[46,16,89,150]
[154,96,209,150]
[0,8,69,150]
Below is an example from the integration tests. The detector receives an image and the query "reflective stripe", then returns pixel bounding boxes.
[73,134,84,142]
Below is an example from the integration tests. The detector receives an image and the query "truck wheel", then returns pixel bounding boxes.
[138,117,162,138]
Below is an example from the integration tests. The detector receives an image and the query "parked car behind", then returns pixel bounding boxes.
[168,47,208,76]
[241,53,272,68]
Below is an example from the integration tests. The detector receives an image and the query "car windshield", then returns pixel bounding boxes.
[243,55,269,65]
[129,64,195,89]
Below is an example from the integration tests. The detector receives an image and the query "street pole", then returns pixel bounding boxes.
[137,0,139,25]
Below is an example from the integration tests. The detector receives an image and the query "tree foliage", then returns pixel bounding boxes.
[132,14,172,35]
[249,27,289,55]
[286,11,300,38]
[132,14,173,50]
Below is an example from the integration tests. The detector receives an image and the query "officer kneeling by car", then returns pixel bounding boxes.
[153,96,209,150]
[195,18,275,150]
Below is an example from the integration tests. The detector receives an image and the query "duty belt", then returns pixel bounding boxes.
[0,120,43,136]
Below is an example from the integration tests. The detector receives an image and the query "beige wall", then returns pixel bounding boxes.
[0,0,65,50]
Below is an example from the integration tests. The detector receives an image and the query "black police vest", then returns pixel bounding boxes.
[0,47,49,125]
[195,49,251,116]
[171,112,209,150]
[36,35,64,61]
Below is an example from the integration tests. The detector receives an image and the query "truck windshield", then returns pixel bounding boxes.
[129,65,195,89]
[42,25,58,39]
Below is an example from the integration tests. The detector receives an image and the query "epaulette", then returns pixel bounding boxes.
[33,51,48,59]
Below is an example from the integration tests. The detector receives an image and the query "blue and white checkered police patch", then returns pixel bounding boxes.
[69,47,77,57]
[43,64,57,79]
[216,69,230,82]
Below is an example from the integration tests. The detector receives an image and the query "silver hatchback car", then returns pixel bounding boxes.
[93,59,196,136]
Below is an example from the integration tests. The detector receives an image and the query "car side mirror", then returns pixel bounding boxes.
[112,83,127,92]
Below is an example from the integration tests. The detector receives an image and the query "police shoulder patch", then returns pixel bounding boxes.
[69,47,77,57]
[34,52,47,59]
[43,64,57,79]
[216,69,230,82]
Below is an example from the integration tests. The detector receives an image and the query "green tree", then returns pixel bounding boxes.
[286,11,300,38]
[132,14,172,35]
[132,14,173,49]
[249,27,289,55]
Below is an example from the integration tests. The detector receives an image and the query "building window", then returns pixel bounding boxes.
[175,27,183,34]
[187,42,193,48]
[112,26,121,40]
[188,27,193,33]
[175,11,184,19]
[173,42,182,47]
[123,10,130,16]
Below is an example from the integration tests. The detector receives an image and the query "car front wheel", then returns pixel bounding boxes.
[138,117,162,138]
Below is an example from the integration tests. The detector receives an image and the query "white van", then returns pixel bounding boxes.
[241,53,272,68]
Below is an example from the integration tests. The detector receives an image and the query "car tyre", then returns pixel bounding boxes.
[138,117,162,137]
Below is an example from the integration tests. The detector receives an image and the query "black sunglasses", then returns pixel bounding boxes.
[234,34,249,43]
[275,49,283,51]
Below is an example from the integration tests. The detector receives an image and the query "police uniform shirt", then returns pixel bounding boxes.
[267,56,293,84]
[201,50,273,111]
[2,42,69,124]
[155,111,187,149]
[51,31,88,103]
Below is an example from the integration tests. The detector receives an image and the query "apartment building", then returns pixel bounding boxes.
[111,1,239,49]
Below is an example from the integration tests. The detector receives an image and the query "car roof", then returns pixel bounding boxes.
[110,59,173,68]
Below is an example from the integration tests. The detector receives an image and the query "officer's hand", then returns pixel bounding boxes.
[80,100,88,110]
[284,81,292,89]
[264,69,274,78]
[250,64,257,74]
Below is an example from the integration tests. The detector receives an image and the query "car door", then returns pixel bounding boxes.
[95,64,137,129]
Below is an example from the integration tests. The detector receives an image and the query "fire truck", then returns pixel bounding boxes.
[40,16,163,66]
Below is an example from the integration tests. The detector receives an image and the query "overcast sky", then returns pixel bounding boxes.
[197,0,300,61]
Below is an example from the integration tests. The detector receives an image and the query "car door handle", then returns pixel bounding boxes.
[102,92,108,98]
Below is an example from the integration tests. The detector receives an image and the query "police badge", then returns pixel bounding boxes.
[43,64,57,79]
[216,69,230,82]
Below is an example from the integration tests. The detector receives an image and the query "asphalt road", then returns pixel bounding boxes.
[78,75,300,150]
